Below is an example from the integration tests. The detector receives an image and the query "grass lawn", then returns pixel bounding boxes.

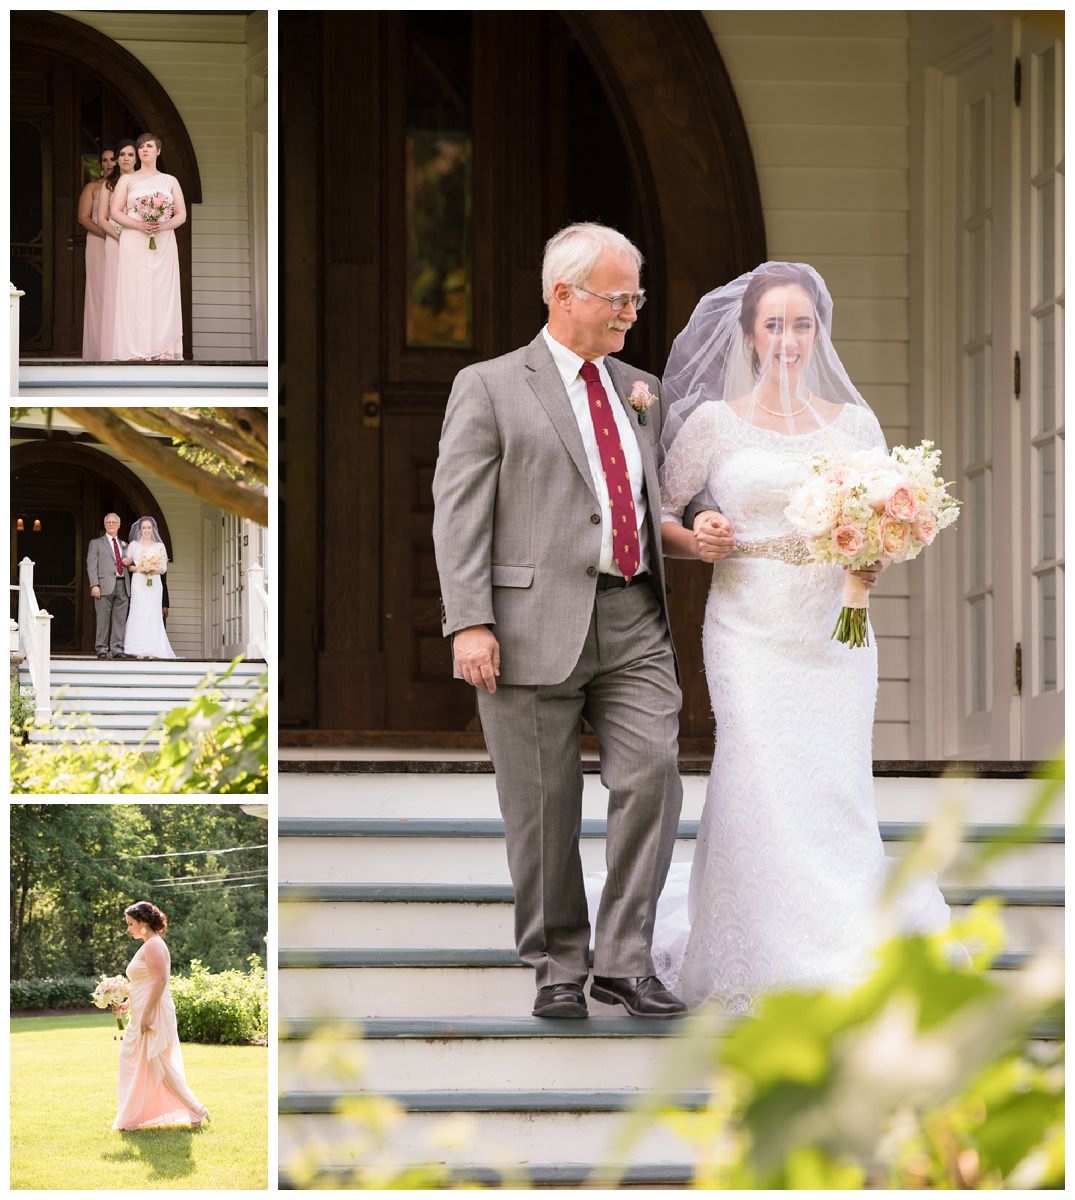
[11,1013,268,1189]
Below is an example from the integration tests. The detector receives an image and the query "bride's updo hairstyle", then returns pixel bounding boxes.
[125,901,168,933]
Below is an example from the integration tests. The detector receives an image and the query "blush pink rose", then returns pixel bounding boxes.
[912,511,938,546]
[879,516,911,559]
[833,524,864,558]
[885,484,919,522]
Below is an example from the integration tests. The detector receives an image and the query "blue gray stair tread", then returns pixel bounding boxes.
[279,882,1064,905]
[279,758,1048,776]
[278,817,1065,843]
[279,1164,695,1187]
[278,1089,709,1114]
[278,948,1034,970]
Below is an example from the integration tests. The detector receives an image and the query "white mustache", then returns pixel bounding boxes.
[606,319,632,331]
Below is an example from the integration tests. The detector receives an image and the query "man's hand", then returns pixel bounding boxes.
[454,625,501,693]
[693,511,736,563]
[90,585,101,600]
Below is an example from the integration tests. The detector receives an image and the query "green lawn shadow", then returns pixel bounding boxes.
[103,1127,201,1182]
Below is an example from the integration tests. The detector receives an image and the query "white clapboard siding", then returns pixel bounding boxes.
[63,12,261,362]
[707,13,913,756]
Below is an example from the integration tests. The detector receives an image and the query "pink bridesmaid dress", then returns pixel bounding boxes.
[112,172,184,361]
[113,938,207,1131]
[99,195,121,361]
[81,185,106,359]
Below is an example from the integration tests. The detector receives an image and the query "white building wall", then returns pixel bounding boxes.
[706,11,913,757]
[64,10,261,361]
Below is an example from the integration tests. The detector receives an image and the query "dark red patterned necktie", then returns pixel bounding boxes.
[580,361,640,581]
[112,538,124,576]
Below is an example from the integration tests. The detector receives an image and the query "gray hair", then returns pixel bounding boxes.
[541,223,643,305]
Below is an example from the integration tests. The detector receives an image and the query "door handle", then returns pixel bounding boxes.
[362,392,381,428]
[66,238,74,250]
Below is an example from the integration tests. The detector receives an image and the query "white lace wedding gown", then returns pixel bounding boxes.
[123,541,177,660]
[592,401,950,1014]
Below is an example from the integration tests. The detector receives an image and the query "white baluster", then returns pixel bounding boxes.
[10,284,25,396]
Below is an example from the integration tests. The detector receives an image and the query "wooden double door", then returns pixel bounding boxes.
[280,12,764,738]
[11,48,139,355]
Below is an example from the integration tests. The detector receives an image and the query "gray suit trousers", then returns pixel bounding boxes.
[94,575,130,655]
[477,580,683,987]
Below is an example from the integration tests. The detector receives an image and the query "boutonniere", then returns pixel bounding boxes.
[628,381,656,426]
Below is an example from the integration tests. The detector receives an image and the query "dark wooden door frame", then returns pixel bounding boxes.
[11,11,203,360]
[12,440,175,654]
[280,11,766,740]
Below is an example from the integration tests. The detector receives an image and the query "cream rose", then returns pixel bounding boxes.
[785,483,837,538]
[879,516,911,559]
[861,468,903,512]
[833,524,865,558]
[912,511,938,546]
[885,484,919,523]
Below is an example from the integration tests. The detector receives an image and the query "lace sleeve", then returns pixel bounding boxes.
[848,405,888,453]
[659,403,719,521]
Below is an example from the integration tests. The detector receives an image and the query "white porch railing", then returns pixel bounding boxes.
[245,564,269,662]
[10,283,25,396]
[14,558,53,723]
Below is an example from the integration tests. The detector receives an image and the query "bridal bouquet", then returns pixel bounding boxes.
[91,974,131,1038]
[784,440,960,647]
[137,547,168,586]
[129,192,174,250]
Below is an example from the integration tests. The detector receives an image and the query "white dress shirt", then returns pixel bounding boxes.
[542,325,650,576]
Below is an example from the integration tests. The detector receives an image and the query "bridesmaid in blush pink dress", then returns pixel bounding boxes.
[78,149,113,359]
[110,131,186,361]
[112,901,209,1132]
[98,138,139,361]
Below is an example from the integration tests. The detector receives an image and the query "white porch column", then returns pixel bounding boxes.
[10,284,25,396]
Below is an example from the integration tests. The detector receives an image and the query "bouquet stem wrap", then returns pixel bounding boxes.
[833,571,872,648]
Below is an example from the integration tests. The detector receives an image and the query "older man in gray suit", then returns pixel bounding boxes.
[433,223,713,1019]
[87,512,131,659]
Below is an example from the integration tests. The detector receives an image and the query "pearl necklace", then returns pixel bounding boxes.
[753,389,812,418]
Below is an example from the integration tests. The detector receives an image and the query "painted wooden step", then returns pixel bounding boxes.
[279,820,1065,888]
[19,361,269,396]
[50,693,258,711]
[279,1107,703,1167]
[279,1163,694,1187]
[278,885,1063,955]
[280,771,1059,826]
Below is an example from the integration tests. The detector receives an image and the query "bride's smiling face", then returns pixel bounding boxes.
[139,520,154,541]
[750,284,817,384]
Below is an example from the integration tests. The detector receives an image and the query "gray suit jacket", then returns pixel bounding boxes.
[87,535,129,596]
[432,332,675,687]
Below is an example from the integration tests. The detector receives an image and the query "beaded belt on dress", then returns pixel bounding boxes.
[729,532,811,566]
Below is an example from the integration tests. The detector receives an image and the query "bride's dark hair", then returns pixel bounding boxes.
[738,263,830,376]
[125,901,168,933]
[105,137,139,191]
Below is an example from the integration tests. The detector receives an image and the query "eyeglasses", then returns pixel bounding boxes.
[575,287,647,313]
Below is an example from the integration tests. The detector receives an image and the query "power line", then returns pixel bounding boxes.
[90,843,268,862]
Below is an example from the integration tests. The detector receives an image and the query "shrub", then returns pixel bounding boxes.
[11,976,99,1010]
[9,662,268,793]
[171,956,267,1045]
[10,677,35,744]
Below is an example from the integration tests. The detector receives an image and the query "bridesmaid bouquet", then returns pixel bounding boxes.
[130,192,174,250]
[91,974,131,1038]
[785,440,960,647]
[137,547,168,586]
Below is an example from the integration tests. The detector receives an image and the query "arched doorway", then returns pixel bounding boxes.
[11,11,203,358]
[280,11,765,741]
[11,441,173,654]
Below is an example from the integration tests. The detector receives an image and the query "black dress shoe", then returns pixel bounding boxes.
[97,652,109,659]
[590,975,687,1018]
[532,982,588,1019]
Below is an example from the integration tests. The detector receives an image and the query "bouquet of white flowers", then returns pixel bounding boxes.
[136,546,167,587]
[91,974,130,1038]
[785,440,960,647]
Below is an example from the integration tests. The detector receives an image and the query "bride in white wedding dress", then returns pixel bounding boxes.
[123,517,177,660]
[590,263,950,1015]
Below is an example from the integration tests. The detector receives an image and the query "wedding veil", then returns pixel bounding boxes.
[129,515,166,552]
[661,262,876,457]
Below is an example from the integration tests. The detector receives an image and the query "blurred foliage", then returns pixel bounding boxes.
[172,957,268,1045]
[10,803,267,980]
[280,766,1064,1190]
[10,676,35,743]
[10,662,268,794]
[11,976,98,1010]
